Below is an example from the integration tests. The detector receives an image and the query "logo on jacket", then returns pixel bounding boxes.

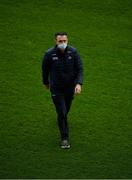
[52,56,58,60]
[68,56,72,60]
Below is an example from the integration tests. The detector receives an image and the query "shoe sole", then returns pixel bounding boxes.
[61,145,70,149]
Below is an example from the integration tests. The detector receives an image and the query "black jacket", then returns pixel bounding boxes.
[42,45,83,88]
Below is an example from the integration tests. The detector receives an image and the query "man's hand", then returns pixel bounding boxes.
[45,84,50,89]
[74,84,81,94]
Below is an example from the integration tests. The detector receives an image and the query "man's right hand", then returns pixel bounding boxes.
[45,84,50,89]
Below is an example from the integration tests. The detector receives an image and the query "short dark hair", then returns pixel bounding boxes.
[55,32,68,39]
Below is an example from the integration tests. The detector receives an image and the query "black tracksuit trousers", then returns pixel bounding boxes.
[50,86,74,140]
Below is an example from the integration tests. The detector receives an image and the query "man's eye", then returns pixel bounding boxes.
[58,40,66,43]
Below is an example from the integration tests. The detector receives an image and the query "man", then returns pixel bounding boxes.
[42,32,83,149]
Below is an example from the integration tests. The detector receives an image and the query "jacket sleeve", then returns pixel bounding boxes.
[74,50,83,85]
[42,52,51,85]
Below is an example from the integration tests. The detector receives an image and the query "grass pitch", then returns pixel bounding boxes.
[0,0,132,178]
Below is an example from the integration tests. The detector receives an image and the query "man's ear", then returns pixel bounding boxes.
[54,39,57,44]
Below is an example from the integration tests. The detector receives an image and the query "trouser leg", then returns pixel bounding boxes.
[64,87,74,114]
[65,94,74,114]
[52,94,69,140]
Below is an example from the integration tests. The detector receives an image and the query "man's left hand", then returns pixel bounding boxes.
[74,84,81,94]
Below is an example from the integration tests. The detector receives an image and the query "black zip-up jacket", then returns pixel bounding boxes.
[42,45,83,88]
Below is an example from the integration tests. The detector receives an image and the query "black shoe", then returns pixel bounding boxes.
[61,139,70,149]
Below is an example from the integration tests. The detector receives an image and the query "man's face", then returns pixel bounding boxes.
[55,35,68,45]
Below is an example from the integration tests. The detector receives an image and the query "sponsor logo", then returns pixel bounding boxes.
[68,56,72,60]
[52,94,56,97]
[52,56,58,60]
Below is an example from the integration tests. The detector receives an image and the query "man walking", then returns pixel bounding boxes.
[42,32,83,149]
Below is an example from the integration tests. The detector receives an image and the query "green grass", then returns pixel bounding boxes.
[0,0,132,178]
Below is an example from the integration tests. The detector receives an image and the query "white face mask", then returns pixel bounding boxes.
[58,43,67,50]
